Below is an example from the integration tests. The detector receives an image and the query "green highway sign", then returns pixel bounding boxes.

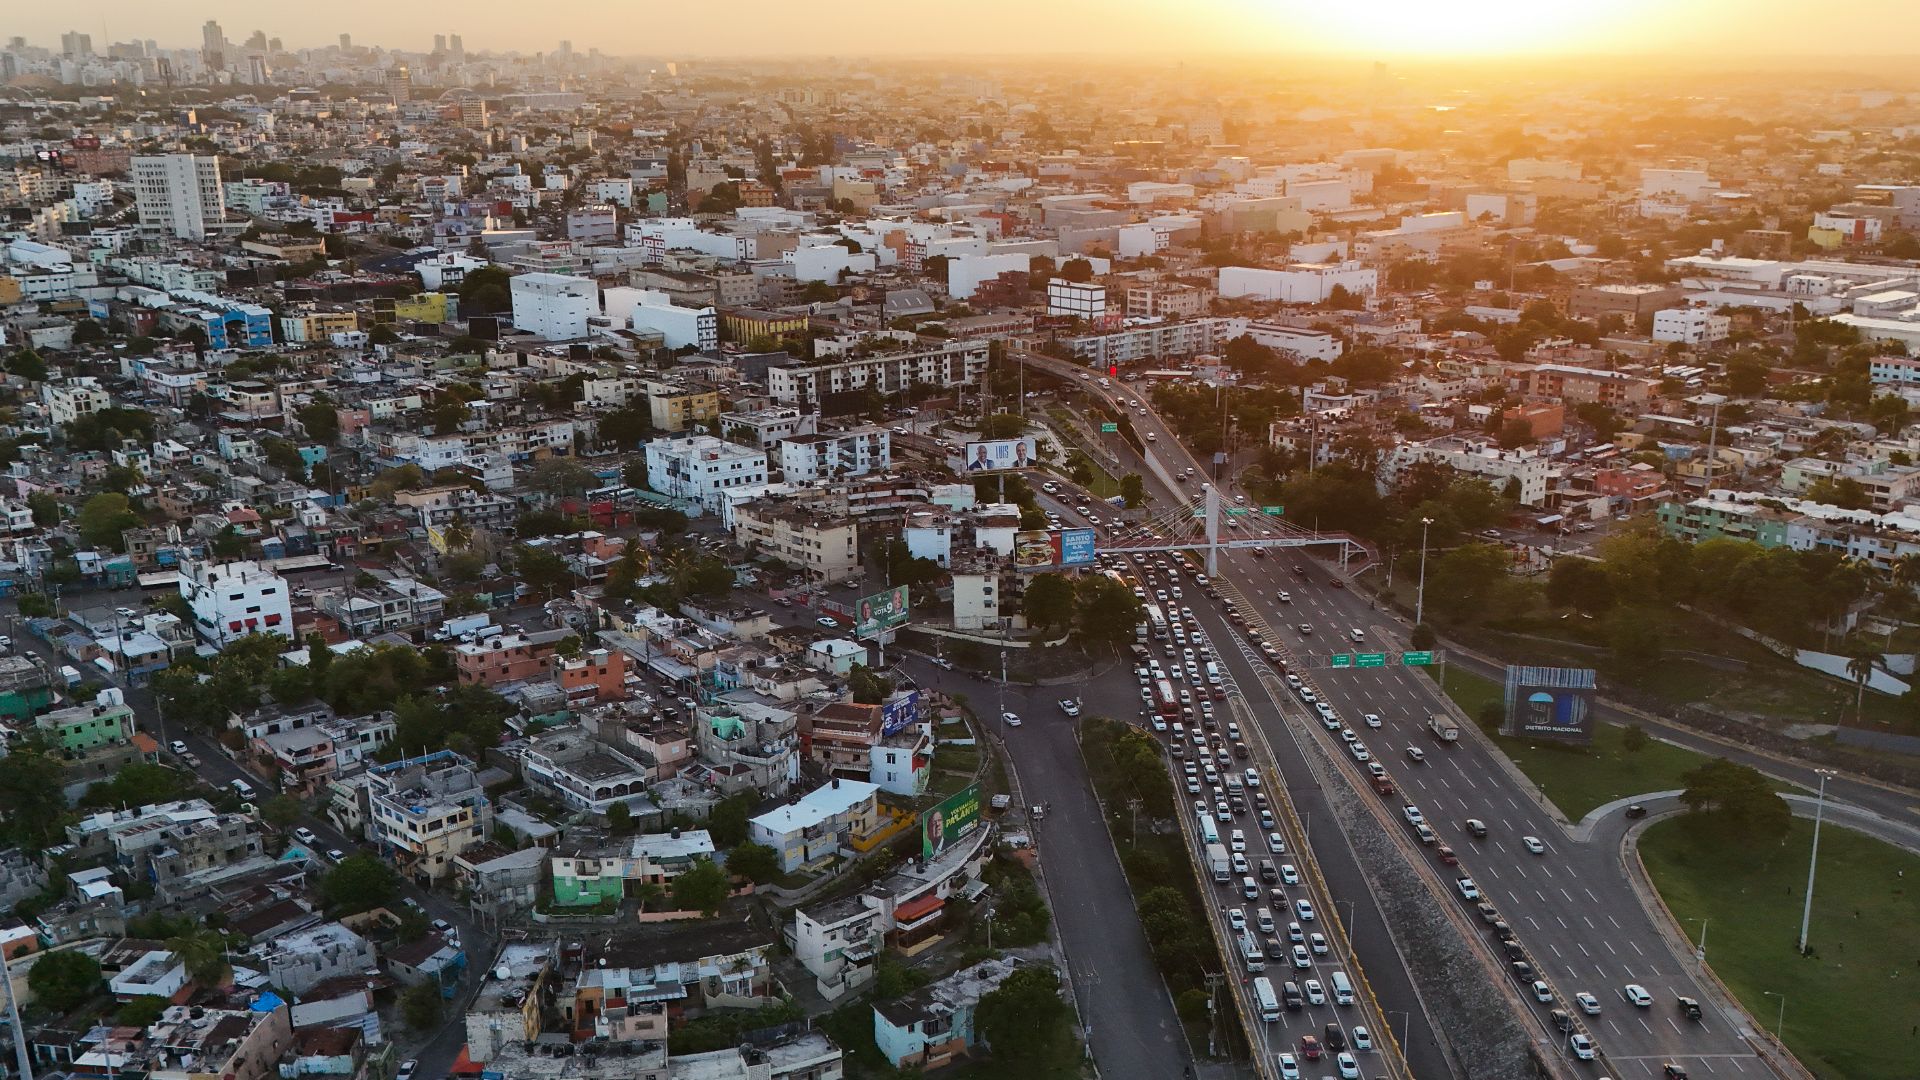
[1401,651,1435,666]
[1330,653,1353,669]
[1263,506,1285,516]
[1356,653,1387,668]
[1225,506,1250,515]
[1100,422,1118,433]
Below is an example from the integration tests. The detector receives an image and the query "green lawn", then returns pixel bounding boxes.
[1430,667,1725,820]
[1640,816,1920,1079]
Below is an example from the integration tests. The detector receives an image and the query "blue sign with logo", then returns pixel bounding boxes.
[1060,528,1097,567]
[882,690,923,737]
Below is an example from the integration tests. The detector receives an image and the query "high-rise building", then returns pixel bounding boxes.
[60,31,92,58]
[201,19,225,69]
[338,33,352,51]
[268,37,281,53]
[433,34,447,54]
[385,65,411,103]
[448,34,464,59]
[247,55,270,85]
[243,30,267,51]
[131,154,225,241]
[557,40,573,57]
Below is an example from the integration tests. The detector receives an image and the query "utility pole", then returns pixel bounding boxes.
[1798,770,1832,955]
[1414,516,1434,627]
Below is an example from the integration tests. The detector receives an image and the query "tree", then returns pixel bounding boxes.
[26,491,60,528]
[515,545,574,599]
[606,800,633,834]
[211,524,247,560]
[1058,258,1094,284]
[1847,651,1880,722]
[166,927,230,987]
[0,741,67,848]
[848,663,892,705]
[296,402,341,444]
[727,842,780,884]
[83,762,186,809]
[671,858,731,915]
[1607,605,1666,664]
[16,592,54,619]
[28,949,103,1013]
[430,399,470,435]
[1804,475,1871,510]
[1546,558,1615,615]
[401,980,443,1029]
[1424,544,1512,622]
[1409,623,1436,650]
[1120,473,1146,508]
[531,457,595,497]
[1497,417,1536,449]
[1621,724,1650,754]
[1678,759,1790,845]
[1075,575,1147,647]
[707,792,756,847]
[320,853,400,915]
[116,995,169,1027]
[974,964,1076,1069]
[1022,573,1076,633]
[261,794,304,830]
[75,492,140,551]
[7,348,48,381]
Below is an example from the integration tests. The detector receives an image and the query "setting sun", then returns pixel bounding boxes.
[1240,0,1662,56]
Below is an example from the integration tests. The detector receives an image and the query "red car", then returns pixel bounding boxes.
[1299,1035,1322,1060]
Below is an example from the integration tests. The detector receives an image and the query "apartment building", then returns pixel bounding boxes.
[1652,307,1732,345]
[721,407,819,449]
[1567,283,1686,320]
[1046,279,1107,320]
[44,379,110,426]
[644,379,721,432]
[645,435,769,512]
[365,750,493,883]
[1062,317,1225,366]
[1386,437,1552,505]
[1525,364,1659,409]
[1218,262,1377,303]
[721,307,808,343]
[511,272,598,340]
[606,286,717,350]
[454,629,571,688]
[729,500,860,583]
[765,339,989,409]
[518,727,656,817]
[550,829,717,905]
[130,154,225,240]
[178,558,293,645]
[749,779,884,873]
[779,426,891,482]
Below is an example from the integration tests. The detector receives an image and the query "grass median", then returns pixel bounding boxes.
[1430,666,1723,820]
[1640,815,1920,1079]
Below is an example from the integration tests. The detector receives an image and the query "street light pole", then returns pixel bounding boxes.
[1762,991,1786,1037]
[1798,770,1832,955]
[1414,517,1434,627]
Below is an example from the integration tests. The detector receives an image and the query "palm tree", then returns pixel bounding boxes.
[442,514,473,552]
[1894,553,1920,592]
[1847,651,1880,723]
[633,883,664,914]
[166,928,230,988]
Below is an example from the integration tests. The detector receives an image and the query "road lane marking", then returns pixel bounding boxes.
[1603,939,1615,954]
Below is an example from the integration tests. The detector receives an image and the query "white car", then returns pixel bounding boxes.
[1309,932,1328,955]
[1057,698,1081,717]
[1277,1053,1301,1080]
[1570,1033,1595,1060]
[1531,980,1554,1003]
[1279,863,1301,886]
[1622,983,1654,1007]
[293,827,317,845]
[325,847,347,862]
[1522,835,1546,855]
[1227,907,1247,932]
[1457,877,1480,900]
[169,739,189,755]
[1351,1026,1373,1052]
[1295,898,1316,922]
[1303,978,1326,1005]
[1001,711,1022,727]
[1336,1051,1360,1079]
[1267,832,1286,853]
[814,617,838,628]
[1575,991,1601,1015]
[1403,805,1425,826]
[1364,713,1382,728]
[1229,829,1247,853]
[1291,944,1312,969]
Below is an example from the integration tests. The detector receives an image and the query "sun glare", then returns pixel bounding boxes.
[1245,0,1654,56]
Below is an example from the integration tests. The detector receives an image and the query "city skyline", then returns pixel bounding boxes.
[15,0,1920,60]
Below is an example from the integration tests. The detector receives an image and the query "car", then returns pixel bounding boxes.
[814,617,838,628]
[1520,834,1549,854]
[1244,768,1260,789]
[1309,932,1328,955]
[325,848,347,862]
[1323,1024,1347,1052]
[1227,907,1246,931]
[293,827,318,845]
[1351,1026,1372,1052]
[1435,844,1458,866]
[1477,902,1500,923]
[1298,1034,1323,1061]
[1663,1066,1689,1080]
[1335,1050,1360,1078]
[1001,711,1022,727]
[1623,983,1654,1007]
[1575,991,1601,1015]
[431,918,452,933]
[1363,712,1382,728]
[1531,980,1554,1003]
[1402,805,1425,826]
[1295,898,1316,922]
[1286,920,1305,944]
[1350,743,1371,762]
[1150,715,1167,733]
[1257,908,1276,933]
[1297,624,1314,635]
[169,739,189,755]
[1280,863,1301,886]
[1303,978,1326,1005]
[1230,829,1247,853]
[1624,803,1648,819]
[1291,944,1312,969]
[1057,698,1081,717]
[1339,728,1358,744]
[1457,877,1480,900]
[1277,590,1292,602]
[1277,1053,1301,1080]
[1406,746,1427,763]
[1268,832,1286,853]
[1570,1033,1595,1061]
[1465,818,1488,838]
[115,606,137,619]
[396,1060,418,1080]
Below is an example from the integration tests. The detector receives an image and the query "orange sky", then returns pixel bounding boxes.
[24,0,1920,59]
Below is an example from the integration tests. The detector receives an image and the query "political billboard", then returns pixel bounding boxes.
[1501,665,1597,744]
[922,782,982,861]
[853,586,910,638]
[881,690,922,738]
[1014,527,1099,570]
[959,436,1038,474]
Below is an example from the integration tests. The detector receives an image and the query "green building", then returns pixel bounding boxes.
[37,698,135,755]
[0,657,54,723]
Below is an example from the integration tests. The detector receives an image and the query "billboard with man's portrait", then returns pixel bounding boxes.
[959,437,1038,474]
[854,585,911,637]
[922,783,982,861]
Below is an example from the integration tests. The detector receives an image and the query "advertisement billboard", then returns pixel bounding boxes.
[922,782,982,861]
[959,437,1038,474]
[1013,527,1099,570]
[1501,665,1597,744]
[881,690,922,738]
[853,586,910,638]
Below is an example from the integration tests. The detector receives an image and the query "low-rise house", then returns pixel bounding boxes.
[873,957,1025,1071]
[258,922,377,995]
[550,829,717,906]
[748,779,883,873]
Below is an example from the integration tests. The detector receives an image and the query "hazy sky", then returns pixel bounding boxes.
[20,0,1920,59]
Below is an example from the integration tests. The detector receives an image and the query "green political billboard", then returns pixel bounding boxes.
[922,783,982,860]
[854,586,910,637]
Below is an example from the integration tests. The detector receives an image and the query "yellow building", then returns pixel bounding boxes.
[279,310,360,342]
[645,380,721,432]
[394,292,456,323]
[721,306,808,344]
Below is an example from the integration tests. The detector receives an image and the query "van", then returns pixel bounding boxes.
[1281,981,1304,1011]
[1330,971,1354,1006]
[229,778,257,801]
[1253,976,1281,1022]
[1348,628,1365,643]
[1240,933,1265,972]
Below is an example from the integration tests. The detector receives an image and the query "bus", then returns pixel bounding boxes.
[1153,679,1179,719]
[1146,604,1168,641]
[1198,814,1220,845]
[1253,977,1281,1022]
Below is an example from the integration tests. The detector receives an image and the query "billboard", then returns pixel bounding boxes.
[1014,527,1099,570]
[1501,665,1597,744]
[853,585,910,638]
[881,690,922,738]
[959,437,1038,474]
[922,782,982,861]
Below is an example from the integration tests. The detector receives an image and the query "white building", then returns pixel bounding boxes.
[1218,263,1378,304]
[588,178,634,208]
[779,427,891,483]
[566,205,618,244]
[766,340,989,409]
[605,286,716,351]
[414,252,490,291]
[178,558,294,646]
[510,272,597,341]
[43,379,110,426]
[1046,279,1106,321]
[1386,438,1552,506]
[1640,168,1720,202]
[945,252,1031,300]
[645,435,770,512]
[1652,308,1731,346]
[131,154,225,240]
[1240,322,1344,362]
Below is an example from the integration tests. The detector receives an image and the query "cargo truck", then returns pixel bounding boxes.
[1207,842,1231,882]
[1428,713,1460,742]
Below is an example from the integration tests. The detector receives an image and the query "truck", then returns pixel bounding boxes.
[1428,713,1460,742]
[1206,843,1231,883]
[1370,774,1396,797]
[434,613,494,642]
